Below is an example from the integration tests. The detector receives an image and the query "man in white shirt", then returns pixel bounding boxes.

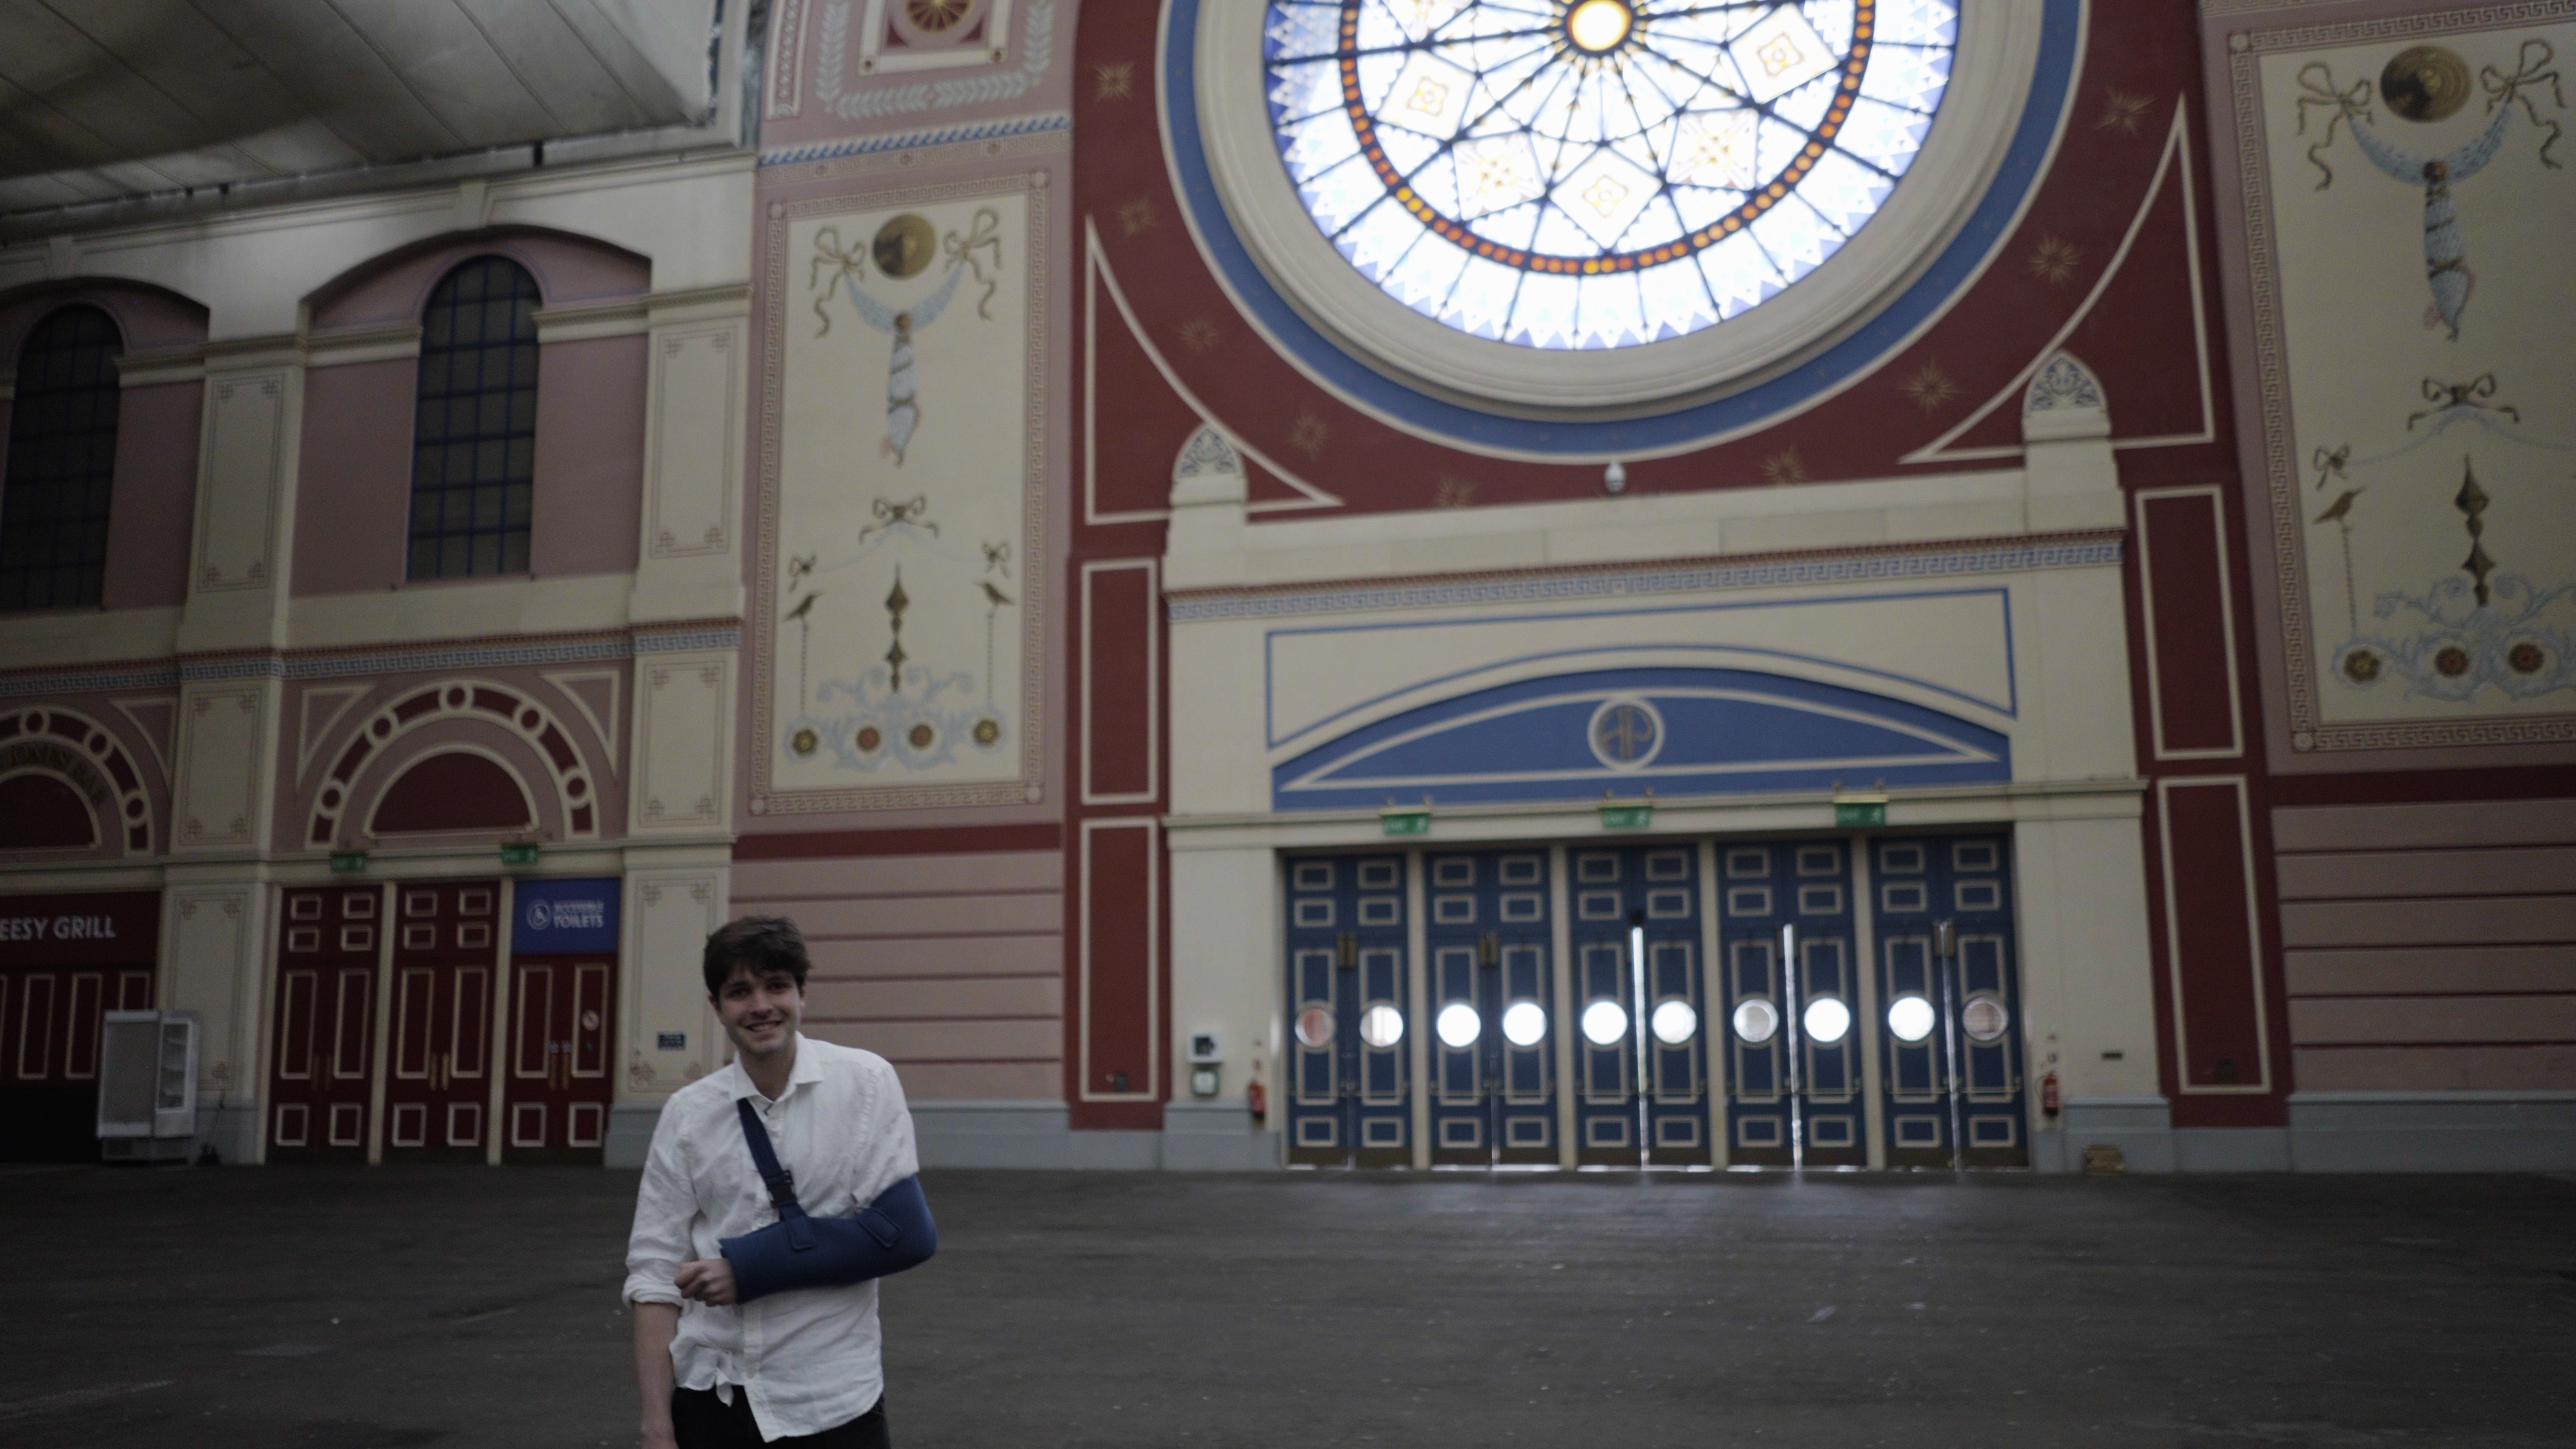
[625,916,928,1447]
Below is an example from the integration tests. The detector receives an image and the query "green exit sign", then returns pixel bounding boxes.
[1599,804,1652,830]
[1380,809,1431,837]
[500,842,541,867]
[328,852,368,874]
[1834,801,1888,828]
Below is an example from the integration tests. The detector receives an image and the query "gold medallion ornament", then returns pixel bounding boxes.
[1565,0,1634,54]
[856,725,883,753]
[908,722,936,750]
[906,0,973,34]
[972,717,1001,746]
[791,728,820,757]
[873,214,938,279]
[2379,46,2471,122]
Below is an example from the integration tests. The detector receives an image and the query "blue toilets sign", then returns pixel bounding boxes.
[513,877,622,955]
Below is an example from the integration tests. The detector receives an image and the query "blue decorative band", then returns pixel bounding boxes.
[1169,537,2124,623]
[759,111,1071,167]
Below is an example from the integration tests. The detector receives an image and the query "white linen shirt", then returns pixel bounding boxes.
[624,1036,920,1442]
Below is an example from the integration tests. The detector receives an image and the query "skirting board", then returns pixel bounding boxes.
[2286,1093,2576,1173]
[2035,1095,2576,1173]
[191,1104,259,1167]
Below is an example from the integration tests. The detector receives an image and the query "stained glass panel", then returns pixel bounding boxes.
[1263,0,1956,349]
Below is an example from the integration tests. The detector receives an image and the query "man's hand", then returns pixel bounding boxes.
[676,1257,738,1306]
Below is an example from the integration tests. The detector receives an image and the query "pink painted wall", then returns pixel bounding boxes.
[529,334,647,579]
[0,280,208,613]
[98,380,203,610]
[290,359,415,597]
[290,231,655,596]
[307,230,649,330]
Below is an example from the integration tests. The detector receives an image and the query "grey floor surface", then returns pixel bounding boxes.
[0,1164,2569,1448]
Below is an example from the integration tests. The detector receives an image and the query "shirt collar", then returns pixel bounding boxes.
[722,1032,825,1104]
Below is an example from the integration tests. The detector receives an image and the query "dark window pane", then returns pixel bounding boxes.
[406,258,539,578]
[0,305,120,609]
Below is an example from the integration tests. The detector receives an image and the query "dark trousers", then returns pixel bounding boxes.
[672,1387,888,1448]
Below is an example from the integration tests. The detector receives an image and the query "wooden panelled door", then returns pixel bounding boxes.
[268,885,383,1163]
[1,963,152,1161]
[502,953,615,1163]
[382,881,501,1164]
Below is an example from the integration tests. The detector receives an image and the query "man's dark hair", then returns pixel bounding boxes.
[702,915,812,998]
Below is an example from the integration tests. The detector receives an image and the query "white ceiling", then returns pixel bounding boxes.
[0,0,720,213]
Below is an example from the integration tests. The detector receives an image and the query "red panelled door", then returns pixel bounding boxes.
[503,954,616,1163]
[1,961,152,1160]
[268,885,384,1163]
[382,881,502,1164]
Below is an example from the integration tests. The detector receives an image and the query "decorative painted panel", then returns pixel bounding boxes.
[2229,9,2576,753]
[193,372,290,593]
[752,178,1048,813]
[634,653,733,835]
[173,684,268,850]
[644,323,744,561]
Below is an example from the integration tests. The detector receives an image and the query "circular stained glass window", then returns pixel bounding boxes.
[1295,1005,1337,1047]
[1262,1,1958,351]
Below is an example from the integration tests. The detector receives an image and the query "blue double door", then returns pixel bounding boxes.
[1284,854,1413,1167]
[1565,845,1709,1166]
[1424,851,1558,1165]
[1713,841,1868,1167]
[1282,834,2027,1169]
[1871,835,2029,1168]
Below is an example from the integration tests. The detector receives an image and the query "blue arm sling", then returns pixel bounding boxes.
[718,1097,937,1304]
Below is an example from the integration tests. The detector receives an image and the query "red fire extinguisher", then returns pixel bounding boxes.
[2040,1071,2061,1117]
[1246,1077,1267,1126]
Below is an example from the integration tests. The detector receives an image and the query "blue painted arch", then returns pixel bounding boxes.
[1271,666,2010,811]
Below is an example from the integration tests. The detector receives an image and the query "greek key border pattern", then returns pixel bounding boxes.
[2310,715,2576,750]
[759,111,1071,166]
[749,170,1051,815]
[0,625,744,699]
[1166,537,2125,623]
[2231,1,2576,753]
[634,627,743,655]
[2237,1,2576,51]
[0,663,181,698]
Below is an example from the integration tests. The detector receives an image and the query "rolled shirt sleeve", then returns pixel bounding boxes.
[623,1107,695,1307]
[845,1057,922,1212]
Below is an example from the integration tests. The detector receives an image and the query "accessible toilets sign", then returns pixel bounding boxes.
[513,877,622,955]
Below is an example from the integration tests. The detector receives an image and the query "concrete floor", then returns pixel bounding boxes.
[0,1165,2569,1448]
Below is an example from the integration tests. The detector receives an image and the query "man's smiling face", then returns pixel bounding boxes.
[714,961,805,1061]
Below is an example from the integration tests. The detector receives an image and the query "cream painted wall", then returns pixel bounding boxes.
[1163,433,2151,1136]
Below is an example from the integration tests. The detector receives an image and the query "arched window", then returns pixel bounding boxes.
[2,305,122,609]
[409,257,541,580]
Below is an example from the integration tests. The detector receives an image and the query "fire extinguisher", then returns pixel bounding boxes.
[2040,1071,2061,1117]
[1246,1076,1267,1126]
